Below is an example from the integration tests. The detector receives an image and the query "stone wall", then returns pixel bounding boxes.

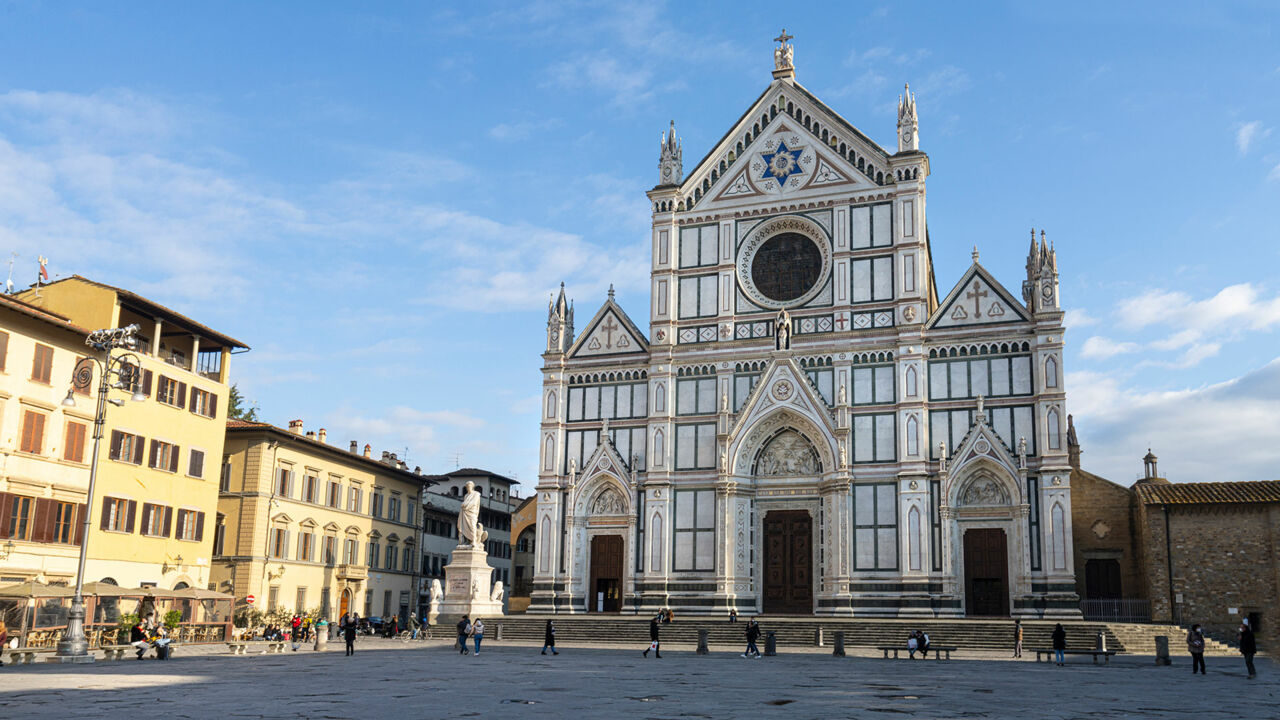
[1070,469,1143,601]
[1137,501,1279,651]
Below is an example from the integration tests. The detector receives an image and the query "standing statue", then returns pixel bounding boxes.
[775,308,792,350]
[458,480,482,547]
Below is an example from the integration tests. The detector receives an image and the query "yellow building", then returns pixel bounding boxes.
[509,495,537,612]
[0,294,96,584]
[213,420,433,623]
[16,275,247,590]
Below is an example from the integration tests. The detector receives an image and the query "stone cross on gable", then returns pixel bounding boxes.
[966,280,988,318]
[601,316,620,348]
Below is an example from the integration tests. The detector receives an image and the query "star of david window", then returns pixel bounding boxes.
[750,232,823,303]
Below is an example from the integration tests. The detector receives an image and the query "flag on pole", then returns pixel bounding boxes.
[38,256,48,281]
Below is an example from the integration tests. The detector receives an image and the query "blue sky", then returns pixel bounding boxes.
[1,1,1277,488]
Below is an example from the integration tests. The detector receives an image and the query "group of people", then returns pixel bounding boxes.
[128,613,171,660]
[454,615,485,656]
[906,629,932,659]
[1185,619,1258,679]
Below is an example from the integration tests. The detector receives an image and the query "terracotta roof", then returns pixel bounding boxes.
[0,293,90,336]
[224,419,433,486]
[1135,480,1280,506]
[28,275,249,350]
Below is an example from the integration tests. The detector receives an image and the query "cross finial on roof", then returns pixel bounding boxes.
[774,29,793,44]
[608,283,615,300]
[972,246,980,262]
[772,29,795,76]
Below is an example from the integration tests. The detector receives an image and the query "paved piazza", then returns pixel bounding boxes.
[0,638,1274,719]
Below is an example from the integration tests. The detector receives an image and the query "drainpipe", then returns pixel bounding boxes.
[1164,506,1176,625]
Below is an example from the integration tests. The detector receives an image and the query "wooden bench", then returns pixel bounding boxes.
[7,647,53,665]
[1035,648,1118,664]
[877,645,957,660]
[100,645,133,660]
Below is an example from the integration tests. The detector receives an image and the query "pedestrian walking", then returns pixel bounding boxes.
[1013,619,1023,658]
[408,612,421,640]
[130,619,150,659]
[643,615,662,658]
[343,616,357,656]
[1238,620,1257,679]
[291,614,303,651]
[1186,624,1206,675]
[742,618,761,658]
[388,615,399,638]
[541,619,558,655]
[472,618,485,655]
[456,615,471,655]
[1051,623,1067,666]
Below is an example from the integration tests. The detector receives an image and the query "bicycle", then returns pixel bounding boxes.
[396,629,428,643]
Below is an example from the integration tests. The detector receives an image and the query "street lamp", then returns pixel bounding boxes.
[52,323,145,663]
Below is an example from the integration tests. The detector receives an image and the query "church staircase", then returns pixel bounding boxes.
[489,616,1238,656]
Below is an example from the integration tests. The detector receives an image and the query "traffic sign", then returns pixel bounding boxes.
[245,594,256,605]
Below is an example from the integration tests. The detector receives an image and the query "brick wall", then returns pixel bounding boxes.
[1070,469,1143,601]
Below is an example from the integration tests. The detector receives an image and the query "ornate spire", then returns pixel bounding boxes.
[546,282,574,354]
[772,29,795,79]
[897,83,919,152]
[658,120,682,185]
[971,246,980,263]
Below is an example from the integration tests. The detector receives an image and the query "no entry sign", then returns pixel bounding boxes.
[245,594,256,605]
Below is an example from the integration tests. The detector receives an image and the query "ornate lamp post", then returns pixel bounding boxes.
[52,324,147,662]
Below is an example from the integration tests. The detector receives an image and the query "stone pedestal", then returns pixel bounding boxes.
[436,546,504,622]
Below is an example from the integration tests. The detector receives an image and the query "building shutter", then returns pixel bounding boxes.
[177,382,187,409]
[0,331,8,371]
[140,504,153,535]
[188,385,197,413]
[0,493,11,539]
[108,430,122,460]
[210,393,218,418]
[100,500,112,531]
[19,411,33,453]
[132,436,145,464]
[162,506,172,537]
[194,512,205,542]
[169,446,180,473]
[33,499,56,543]
[74,503,86,545]
[141,370,153,398]
[31,413,45,453]
[148,441,159,469]
[125,500,137,533]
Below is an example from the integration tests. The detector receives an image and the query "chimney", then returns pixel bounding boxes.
[1143,449,1158,479]
[288,419,304,435]
[414,466,421,475]
[363,443,372,459]
[349,440,358,453]
[305,431,315,440]
[318,428,327,444]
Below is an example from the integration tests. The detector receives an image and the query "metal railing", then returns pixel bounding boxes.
[1080,598,1151,623]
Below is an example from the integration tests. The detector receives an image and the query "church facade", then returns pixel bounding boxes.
[531,36,1078,617]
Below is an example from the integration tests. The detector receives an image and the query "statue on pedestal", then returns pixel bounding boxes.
[458,480,482,548]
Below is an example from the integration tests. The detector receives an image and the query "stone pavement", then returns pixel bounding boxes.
[0,637,1274,719]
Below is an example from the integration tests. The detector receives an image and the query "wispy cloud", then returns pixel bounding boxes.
[1235,120,1269,155]
[1080,335,1140,359]
[1064,308,1099,328]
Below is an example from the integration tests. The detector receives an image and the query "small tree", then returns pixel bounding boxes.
[228,384,259,422]
[162,610,183,631]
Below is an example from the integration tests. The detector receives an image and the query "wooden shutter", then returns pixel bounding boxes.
[0,493,11,539]
[31,413,45,454]
[162,506,172,537]
[132,436,145,464]
[125,500,137,533]
[74,503,86,545]
[64,422,86,463]
[108,430,122,460]
[0,331,8,371]
[188,385,197,413]
[100,499,112,531]
[210,393,218,418]
[195,512,205,542]
[141,370,153,398]
[169,445,180,473]
[19,411,34,453]
[177,382,187,409]
[148,440,159,469]
[32,344,52,382]
[33,499,56,543]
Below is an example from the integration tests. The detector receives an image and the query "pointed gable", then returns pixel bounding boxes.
[568,294,648,358]
[928,262,1030,329]
[680,79,894,213]
[726,356,838,475]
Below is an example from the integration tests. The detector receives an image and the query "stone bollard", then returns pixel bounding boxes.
[314,621,328,652]
[765,631,777,656]
[496,623,503,642]
[697,629,709,655]
[815,627,824,647]
[1154,636,1171,666]
[1095,631,1106,652]
[833,631,846,657]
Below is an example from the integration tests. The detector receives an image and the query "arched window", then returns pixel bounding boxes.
[546,390,557,418]
[538,523,551,573]
[905,366,918,397]
[906,415,919,456]
[543,435,554,471]
[1051,502,1067,570]
[907,506,922,571]
[1047,409,1061,450]
[649,512,664,573]
[1045,356,1059,388]
[652,429,665,468]
[654,383,666,413]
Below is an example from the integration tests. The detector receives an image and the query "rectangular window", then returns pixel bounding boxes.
[389,496,401,523]
[733,372,761,411]
[928,356,1034,400]
[851,203,893,249]
[328,481,341,508]
[343,538,357,564]
[19,410,46,454]
[852,413,896,463]
[851,365,895,405]
[566,382,647,421]
[673,489,715,572]
[607,427,647,470]
[854,483,898,570]
[679,224,719,268]
[372,492,384,518]
[676,377,717,415]
[176,510,203,542]
[268,586,280,611]
[63,420,87,463]
[149,440,180,473]
[1027,476,1042,571]
[674,423,717,470]
[270,527,288,558]
[213,519,226,556]
[100,497,135,533]
[187,449,205,478]
[53,501,75,544]
[348,485,361,513]
[851,256,894,303]
[6,495,34,539]
[804,368,834,405]
[385,544,395,569]
[219,459,232,491]
[30,343,53,383]
[189,387,217,418]
[140,503,171,537]
[276,468,294,497]
[403,547,412,572]
[298,531,314,561]
[156,376,187,408]
[295,587,307,614]
[563,429,599,474]
[323,536,337,565]
[368,541,380,569]
[678,275,718,318]
[303,475,318,503]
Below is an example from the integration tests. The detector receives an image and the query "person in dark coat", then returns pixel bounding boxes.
[643,615,661,658]
[130,620,150,659]
[1238,620,1257,679]
[541,619,558,655]
[456,615,471,655]
[343,616,357,656]
[1186,624,1206,675]
[742,618,761,658]
[1013,619,1023,658]
[1051,623,1067,666]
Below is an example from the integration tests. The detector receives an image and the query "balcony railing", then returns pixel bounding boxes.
[1080,598,1151,623]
